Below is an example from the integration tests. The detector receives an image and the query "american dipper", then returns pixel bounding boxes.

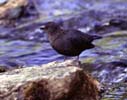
[40,22,102,59]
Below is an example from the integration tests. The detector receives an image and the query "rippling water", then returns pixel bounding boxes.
[0,38,65,67]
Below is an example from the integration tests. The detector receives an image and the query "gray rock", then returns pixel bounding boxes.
[0,0,28,19]
[0,60,100,100]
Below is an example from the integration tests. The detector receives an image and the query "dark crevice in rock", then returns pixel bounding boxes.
[24,80,50,100]
[55,71,99,100]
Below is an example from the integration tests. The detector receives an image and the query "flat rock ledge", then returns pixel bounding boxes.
[0,61,100,100]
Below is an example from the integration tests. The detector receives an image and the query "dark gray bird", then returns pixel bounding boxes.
[40,22,102,60]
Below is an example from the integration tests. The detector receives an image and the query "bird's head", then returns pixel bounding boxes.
[40,22,61,34]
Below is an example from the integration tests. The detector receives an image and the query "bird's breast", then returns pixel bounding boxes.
[51,38,82,56]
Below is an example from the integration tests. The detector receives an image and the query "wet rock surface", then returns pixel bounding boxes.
[0,0,38,26]
[0,0,28,19]
[0,61,100,100]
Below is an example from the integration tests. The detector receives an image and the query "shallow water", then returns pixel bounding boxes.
[0,39,64,67]
[1,31,127,67]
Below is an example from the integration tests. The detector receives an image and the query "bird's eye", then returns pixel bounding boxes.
[40,25,46,29]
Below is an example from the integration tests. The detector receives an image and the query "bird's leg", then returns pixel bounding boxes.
[63,56,81,67]
[75,56,81,67]
[76,56,79,61]
[64,56,68,61]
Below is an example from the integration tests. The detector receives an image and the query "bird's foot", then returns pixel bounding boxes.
[64,59,82,67]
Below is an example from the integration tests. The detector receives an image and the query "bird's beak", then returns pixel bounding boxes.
[40,25,46,29]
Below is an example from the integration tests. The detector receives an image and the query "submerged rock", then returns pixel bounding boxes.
[0,60,100,100]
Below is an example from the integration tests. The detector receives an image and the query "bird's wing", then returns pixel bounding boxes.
[67,29,102,42]
[67,30,93,49]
